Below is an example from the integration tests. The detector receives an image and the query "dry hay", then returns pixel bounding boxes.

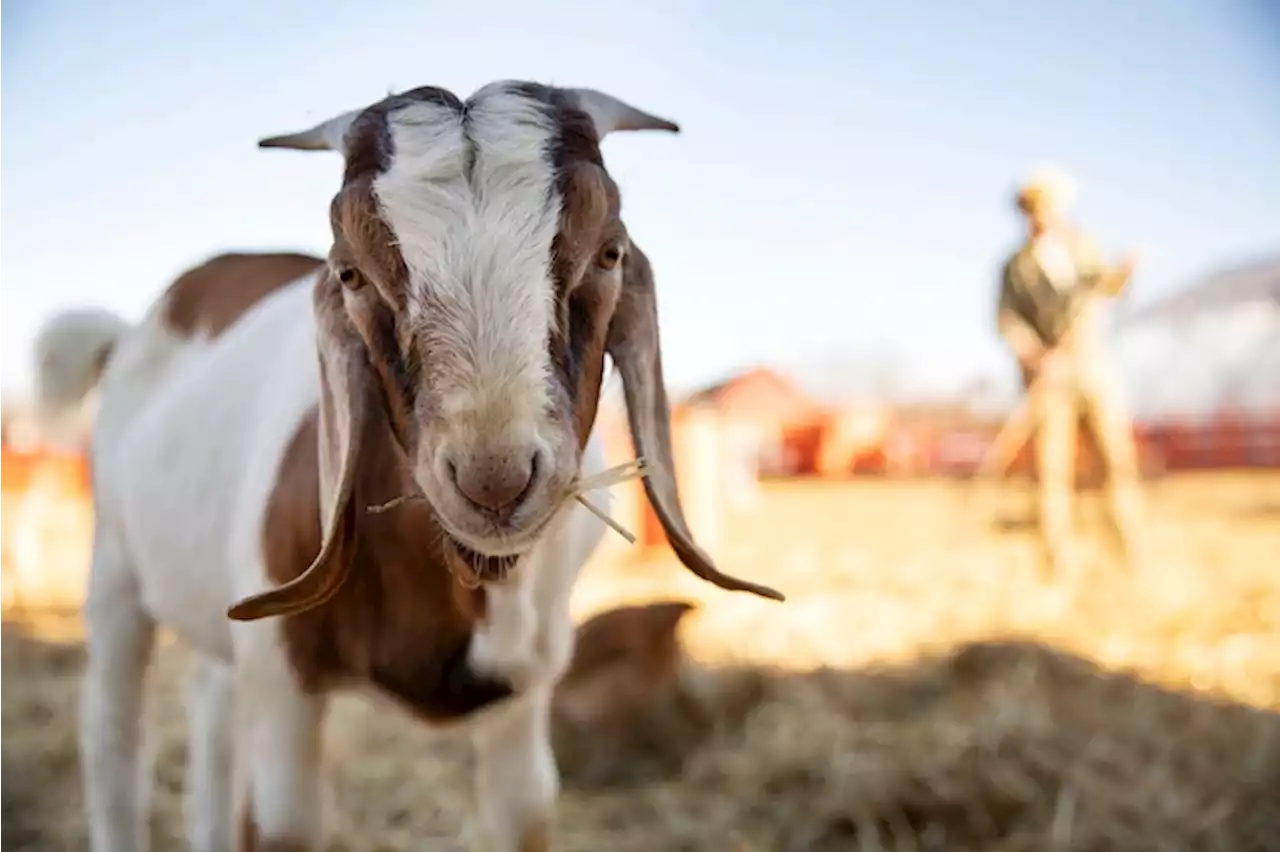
[4,471,1280,851]
[686,643,1280,852]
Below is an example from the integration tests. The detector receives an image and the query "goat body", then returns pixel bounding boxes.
[36,80,782,852]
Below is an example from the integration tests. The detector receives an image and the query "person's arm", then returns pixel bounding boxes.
[1073,233,1135,297]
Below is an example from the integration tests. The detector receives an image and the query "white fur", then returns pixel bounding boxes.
[375,84,562,451]
[464,445,607,848]
[42,260,610,850]
[33,307,131,412]
[470,434,610,690]
[471,685,558,850]
[62,273,323,852]
[183,655,234,852]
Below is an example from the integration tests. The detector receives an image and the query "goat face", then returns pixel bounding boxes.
[229,81,781,623]
[301,84,673,560]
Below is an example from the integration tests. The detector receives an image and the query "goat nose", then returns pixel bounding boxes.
[448,451,538,517]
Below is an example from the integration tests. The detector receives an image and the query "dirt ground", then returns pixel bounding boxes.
[4,472,1280,851]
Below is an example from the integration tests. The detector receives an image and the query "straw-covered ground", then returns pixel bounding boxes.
[4,472,1280,851]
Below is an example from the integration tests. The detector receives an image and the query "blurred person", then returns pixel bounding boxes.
[996,166,1147,575]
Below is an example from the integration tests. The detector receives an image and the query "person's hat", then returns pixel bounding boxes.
[1015,164,1078,215]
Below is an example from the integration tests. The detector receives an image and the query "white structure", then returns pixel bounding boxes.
[1115,255,1280,423]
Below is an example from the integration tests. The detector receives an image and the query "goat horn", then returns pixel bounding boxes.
[257,107,365,153]
[563,88,680,137]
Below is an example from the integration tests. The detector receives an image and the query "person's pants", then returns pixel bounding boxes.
[1026,359,1147,570]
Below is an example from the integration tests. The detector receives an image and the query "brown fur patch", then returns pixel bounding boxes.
[328,179,409,308]
[548,159,624,449]
[161,252,324,340]
[261,408,507,721]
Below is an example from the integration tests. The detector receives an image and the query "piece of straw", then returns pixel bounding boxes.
[367,494,420,514]
[570,458,650,545]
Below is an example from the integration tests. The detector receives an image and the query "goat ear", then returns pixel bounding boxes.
[605,245,784,602]
[561,88,680,138]
[257,107,365,154]
[227,274,369,621]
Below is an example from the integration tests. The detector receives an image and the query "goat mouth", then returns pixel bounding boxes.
[443,535,521,583]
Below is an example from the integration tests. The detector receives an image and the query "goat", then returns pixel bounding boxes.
[550,600,705,786]
[550,600,772,789]
[33,80,783,852]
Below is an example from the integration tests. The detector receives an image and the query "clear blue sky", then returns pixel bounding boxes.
[4,0,1278,401]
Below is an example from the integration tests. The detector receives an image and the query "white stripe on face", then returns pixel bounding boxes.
[372,85,563,439]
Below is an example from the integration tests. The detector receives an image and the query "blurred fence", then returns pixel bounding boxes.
[892,410,1280,482]
[746,407,1280,481]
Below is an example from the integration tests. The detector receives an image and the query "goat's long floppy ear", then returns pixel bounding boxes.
[606,246,784,602]
[226,275,370,621]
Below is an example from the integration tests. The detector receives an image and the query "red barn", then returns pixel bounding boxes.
[680,367,825,476]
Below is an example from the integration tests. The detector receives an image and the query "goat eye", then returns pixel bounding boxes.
[335,266,361,289]
[597,244,623,271]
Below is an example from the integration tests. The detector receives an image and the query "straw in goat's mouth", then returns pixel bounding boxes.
[567,458,648,543]
[365,457,650,545]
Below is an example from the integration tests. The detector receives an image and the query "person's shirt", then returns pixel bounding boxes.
[997,227,1120,356]
[1031,232,1079,293]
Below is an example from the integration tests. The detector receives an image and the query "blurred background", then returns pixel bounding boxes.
[3,2,1279,850]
